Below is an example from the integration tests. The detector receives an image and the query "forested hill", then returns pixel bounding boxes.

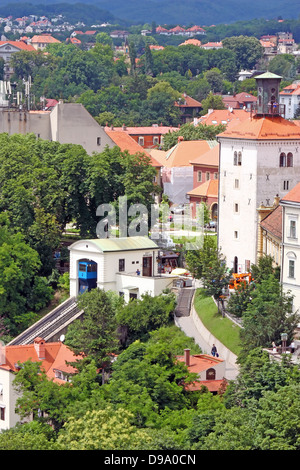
[0,0,298,25]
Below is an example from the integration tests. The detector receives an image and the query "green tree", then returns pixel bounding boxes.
[56,406,152,450]
[0,213,52,335]
[64,289,120,368]
[222,35,264,70]
[200,91,226,115]
[240,275,300,355]
[116,291,176,345]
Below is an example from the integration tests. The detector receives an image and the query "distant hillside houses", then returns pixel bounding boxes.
[156,25,206,36]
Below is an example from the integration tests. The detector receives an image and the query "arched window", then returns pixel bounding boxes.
[287,152,293,167]
[206,368,216,380]
[238,152,242,166]
[279,152,286,167]
[233,151,238,166]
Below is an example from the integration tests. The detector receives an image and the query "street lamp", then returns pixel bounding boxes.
[281,333,288,353]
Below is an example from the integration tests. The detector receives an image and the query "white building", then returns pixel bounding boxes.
[0,338,79,430]
[217,72,300,273]
[280,182,300,314]
[279,82,300,119]
[68,236,177,302]
[0,101,115,155]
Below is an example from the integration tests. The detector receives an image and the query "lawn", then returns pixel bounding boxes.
[194,288,242,356]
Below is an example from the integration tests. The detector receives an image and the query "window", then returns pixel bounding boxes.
[280,152,293,167]
[97,137,101,146]
[234,231,238,239]
[206,171,210,181]
[197,171,202,182]
[234,203,239,213]
[279,152,286,167]
[287,152,293,167]
[153,136,159,145]
[119,259,125,272]
[289,259,295,278]
[0,406,5,421]
[234,179,239,189]
[283,180,290,191]
[237,152,242,166]
[214,172,218,179]
[290,220,297,239]
[138,137,144,146]
[233,151,238,165]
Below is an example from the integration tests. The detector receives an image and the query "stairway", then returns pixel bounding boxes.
[175,287,195,317]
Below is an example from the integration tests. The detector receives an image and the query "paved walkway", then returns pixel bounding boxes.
[175,280,239,381]
[176,314,239,381]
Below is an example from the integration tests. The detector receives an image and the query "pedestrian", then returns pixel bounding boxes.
[272,341,277,353]
[290,341,295,353]
[136,268,140,276]
[211,344,217,357]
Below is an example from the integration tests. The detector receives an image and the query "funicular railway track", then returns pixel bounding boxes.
[8,297,82,345]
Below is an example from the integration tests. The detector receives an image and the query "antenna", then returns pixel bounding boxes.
[60,334,65,342]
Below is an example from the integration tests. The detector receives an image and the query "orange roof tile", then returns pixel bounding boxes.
[111,125,179,135]
[260,205,282,239]
[179,39,201,46]
[281,181,300,204]
[105,129,162,167]
[31,35,61,44]
[185,379,226,392]
[177,353,224,373]
[176,94,202,108]
[187,179,219,198]
[150,140,217,168]
[189,143,219,166]
[217,115,300,140]
[0,340,80,384]
[197,109,250,128]
[0,40,35,51]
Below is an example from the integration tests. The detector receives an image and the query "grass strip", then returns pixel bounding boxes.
[194,288,242,356]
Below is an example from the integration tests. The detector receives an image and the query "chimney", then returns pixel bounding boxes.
[178,136,184,143]
[122,124,126,131]
[273,194,280,207]
[34,337,45,360]
[184,348,190,367]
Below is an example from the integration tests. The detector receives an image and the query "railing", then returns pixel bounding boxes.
[250,103,286,117]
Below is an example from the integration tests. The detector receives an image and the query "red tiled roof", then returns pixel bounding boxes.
[176,353,224,373]
[189,144,219,166]
[197,109,250,128]
[31,35,61,44]
[150,140,217,168]
[217,115,300,140]
[111,125,179,136]
[179,39,202,47]
[281,181,300,204]
[187,179,219,198]
[0,40,35,51]
[260,205,282,239]
[176,94,202,108]
[280,84,300,96]
[185,379,226,392]
[0,339,80,384]
[104,129,162,167]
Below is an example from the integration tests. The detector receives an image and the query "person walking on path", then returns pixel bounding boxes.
[211,344,217,357]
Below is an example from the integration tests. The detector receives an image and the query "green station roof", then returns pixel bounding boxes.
[72,236,159,252]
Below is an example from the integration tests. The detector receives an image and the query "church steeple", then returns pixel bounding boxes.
[254,72,285,118]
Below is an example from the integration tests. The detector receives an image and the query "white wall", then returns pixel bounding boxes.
[0,369,21,431]
[218,136,300,271]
